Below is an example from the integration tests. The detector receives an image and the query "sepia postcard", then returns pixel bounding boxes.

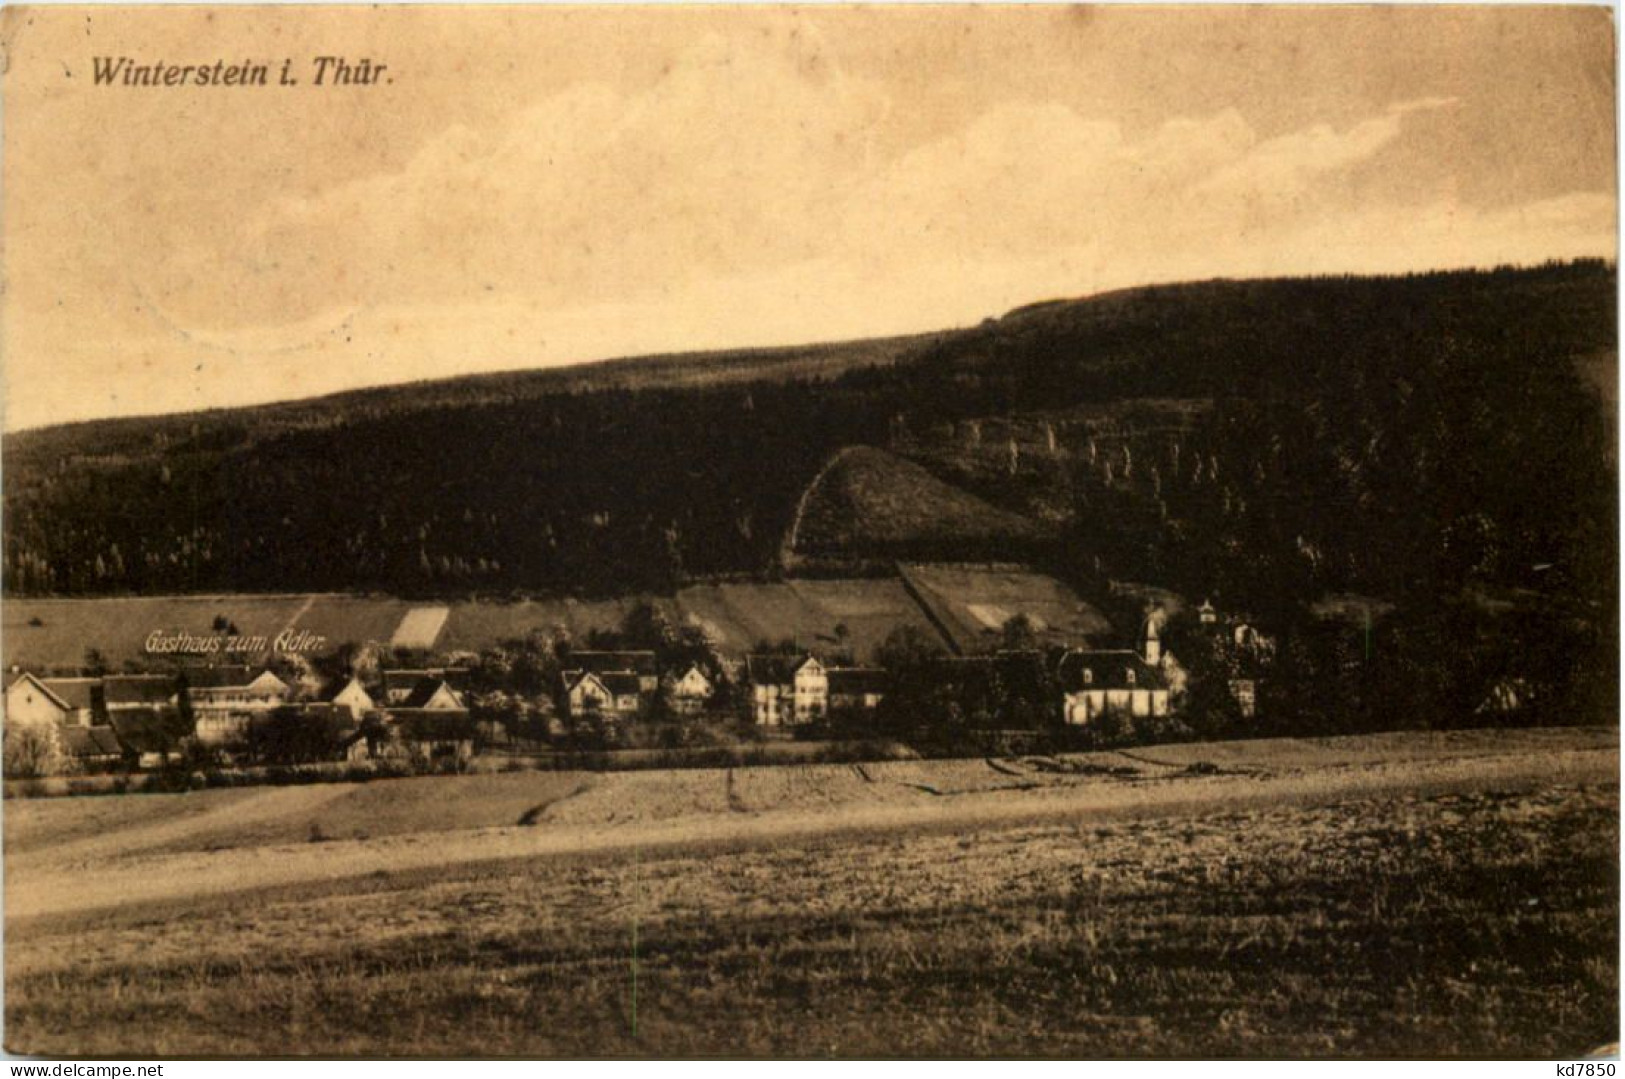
[0,3,1617,1060]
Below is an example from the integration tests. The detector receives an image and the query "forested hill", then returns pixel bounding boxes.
[5,260,1615,604]
[6,330,949,460]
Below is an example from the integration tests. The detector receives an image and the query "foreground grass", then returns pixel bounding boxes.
[7,782,1615,1058]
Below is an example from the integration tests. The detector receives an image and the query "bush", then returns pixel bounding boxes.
[3,726,69,779]
[342,761,381,783]
[1086,708,1136,750]
[1135,713,1196,746]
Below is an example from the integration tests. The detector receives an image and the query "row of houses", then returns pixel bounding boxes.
[3,664,477,770]
[561,651,704,716]
[4,651,717,770]
[554,649,894,726]
[743,654,888,726]
[555,644,1172,727]
[4,617,1182,771]
[739,637,1172,728]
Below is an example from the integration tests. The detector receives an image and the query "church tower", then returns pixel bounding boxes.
[1142,607,1164,666]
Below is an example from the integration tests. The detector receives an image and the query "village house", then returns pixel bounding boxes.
[1229,677,1258,717]
[390,675,467,713]
[662,663,716,714]
[106,706,194,769]
[563,670,643,719]
[556,651,658,719]
[563,651,659,694]
[380,668,428,705]
[4,672,101,727]
[4,672,125,772]
[1477,675,1535,716]
[1194,600,1276,717]
[384,710,476,762]
[316,676,376,723]
[184,666,292,745]
[744,654,828,726]
[1055,650,1171,723]
[100,676,191,767]
[60,725,124,771]
[744,655,899,726]
[380,666,472,705]
[102,673,181,715]
[294,678,382,762]
[827,667,888,713]
[348,677,477,761]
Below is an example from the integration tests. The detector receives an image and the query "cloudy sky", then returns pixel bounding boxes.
[2,5,1615,431]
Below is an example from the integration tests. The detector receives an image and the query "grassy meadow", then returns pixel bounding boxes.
[5,730,1618,1057]
[792,446,1052,562]
[4,576,967,670]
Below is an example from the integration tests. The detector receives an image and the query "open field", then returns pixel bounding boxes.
[4,570,1011,669]
[3,594,321,672]
[900,561,1114,652]
[791,446,1052,562]
[4,727,1617,1057]
[672,578,948,661]
[437,595,667,654]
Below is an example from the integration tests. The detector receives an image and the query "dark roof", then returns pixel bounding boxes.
[107,707,193,753]
[382,668,432,692]
[391,710,474,741]
[179,665,259,689]
[827,668,889,696]
[931,655,995,677]
[400,677,461,709]
[744,654,819,686]
[383,666,473,693]
[176,666,251,692]
[598,672,644,696]
[562,670,641,697]
[302,701,361,728]
[1055,650,1168,692]
[564,651,657,676]
[103,675,179,706]
[61,726,123,758]
[320,676,371,704]
[664,662,713,683]
[30,675,101,712]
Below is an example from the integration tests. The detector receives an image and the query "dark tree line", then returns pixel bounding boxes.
[5,261,1614,635]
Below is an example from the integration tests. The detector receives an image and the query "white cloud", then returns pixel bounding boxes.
[1195,99,1456,202]
[8,34,1609,430]
[163,43,1480,338]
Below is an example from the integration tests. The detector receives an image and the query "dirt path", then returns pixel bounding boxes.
[6,741,1613,923]
[778,445,861,570]
[273,594,320,644]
